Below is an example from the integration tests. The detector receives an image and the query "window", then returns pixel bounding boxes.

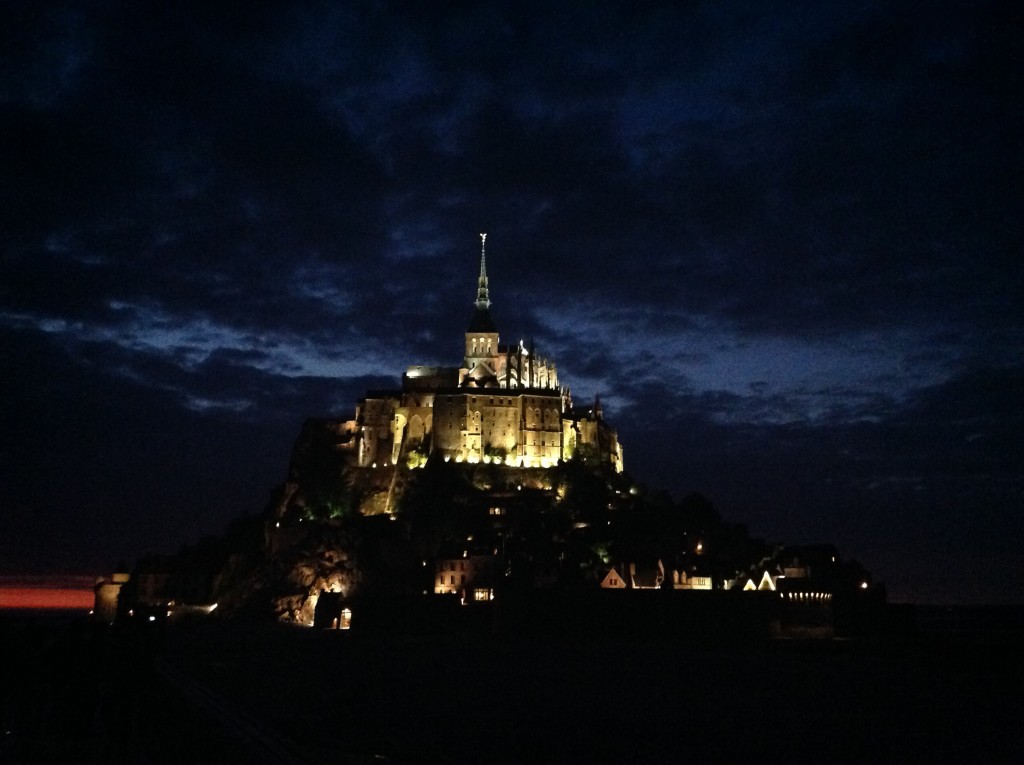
[474,589,490,601]
[460,575,466,584]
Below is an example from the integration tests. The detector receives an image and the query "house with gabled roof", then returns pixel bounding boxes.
[599,566,628,589]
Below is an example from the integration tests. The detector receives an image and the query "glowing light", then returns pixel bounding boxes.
[860,581,869,589]
[0,585,95,610]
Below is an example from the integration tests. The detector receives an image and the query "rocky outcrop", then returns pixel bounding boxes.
[213,521,360,624]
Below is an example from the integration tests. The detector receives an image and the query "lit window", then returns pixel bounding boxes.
[474,589,490,601]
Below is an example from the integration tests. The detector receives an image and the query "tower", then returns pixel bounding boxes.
[464,234,499,382]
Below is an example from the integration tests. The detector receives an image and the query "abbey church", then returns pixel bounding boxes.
[338,235,623,473]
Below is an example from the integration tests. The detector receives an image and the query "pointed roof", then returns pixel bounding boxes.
[475,233,490,310]
[468,233,497,333]
[599,566,628,589]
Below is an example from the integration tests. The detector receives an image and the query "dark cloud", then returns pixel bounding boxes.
[1,1,1020,602]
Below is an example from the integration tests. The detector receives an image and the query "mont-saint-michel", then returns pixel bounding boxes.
[95,236,881,638]
[5,4,1018,760]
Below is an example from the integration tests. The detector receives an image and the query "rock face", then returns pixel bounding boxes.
[213,519,361,624]
[209,450,625,622]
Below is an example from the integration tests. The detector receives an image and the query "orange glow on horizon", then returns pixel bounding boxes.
[0,587,95,610]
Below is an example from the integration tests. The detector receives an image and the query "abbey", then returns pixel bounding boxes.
[340,235,623,473]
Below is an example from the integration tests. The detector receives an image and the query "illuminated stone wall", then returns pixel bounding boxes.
[424,390,563,465]
[93,572,129,624]
[356,395,400,467]
[352,381,622,471]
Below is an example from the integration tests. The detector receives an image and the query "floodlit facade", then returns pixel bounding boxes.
[342,235,624,473]
[434,550,500,602]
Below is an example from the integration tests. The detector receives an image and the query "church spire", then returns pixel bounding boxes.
[475,233,490,310]
[466,233,497,335]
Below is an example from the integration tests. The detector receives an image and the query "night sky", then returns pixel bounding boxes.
[2,2,1021,605]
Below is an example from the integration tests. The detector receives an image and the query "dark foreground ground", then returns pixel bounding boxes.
[2,607,1022,764]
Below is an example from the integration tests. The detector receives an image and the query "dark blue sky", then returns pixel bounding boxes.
[2,1,1021,604]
